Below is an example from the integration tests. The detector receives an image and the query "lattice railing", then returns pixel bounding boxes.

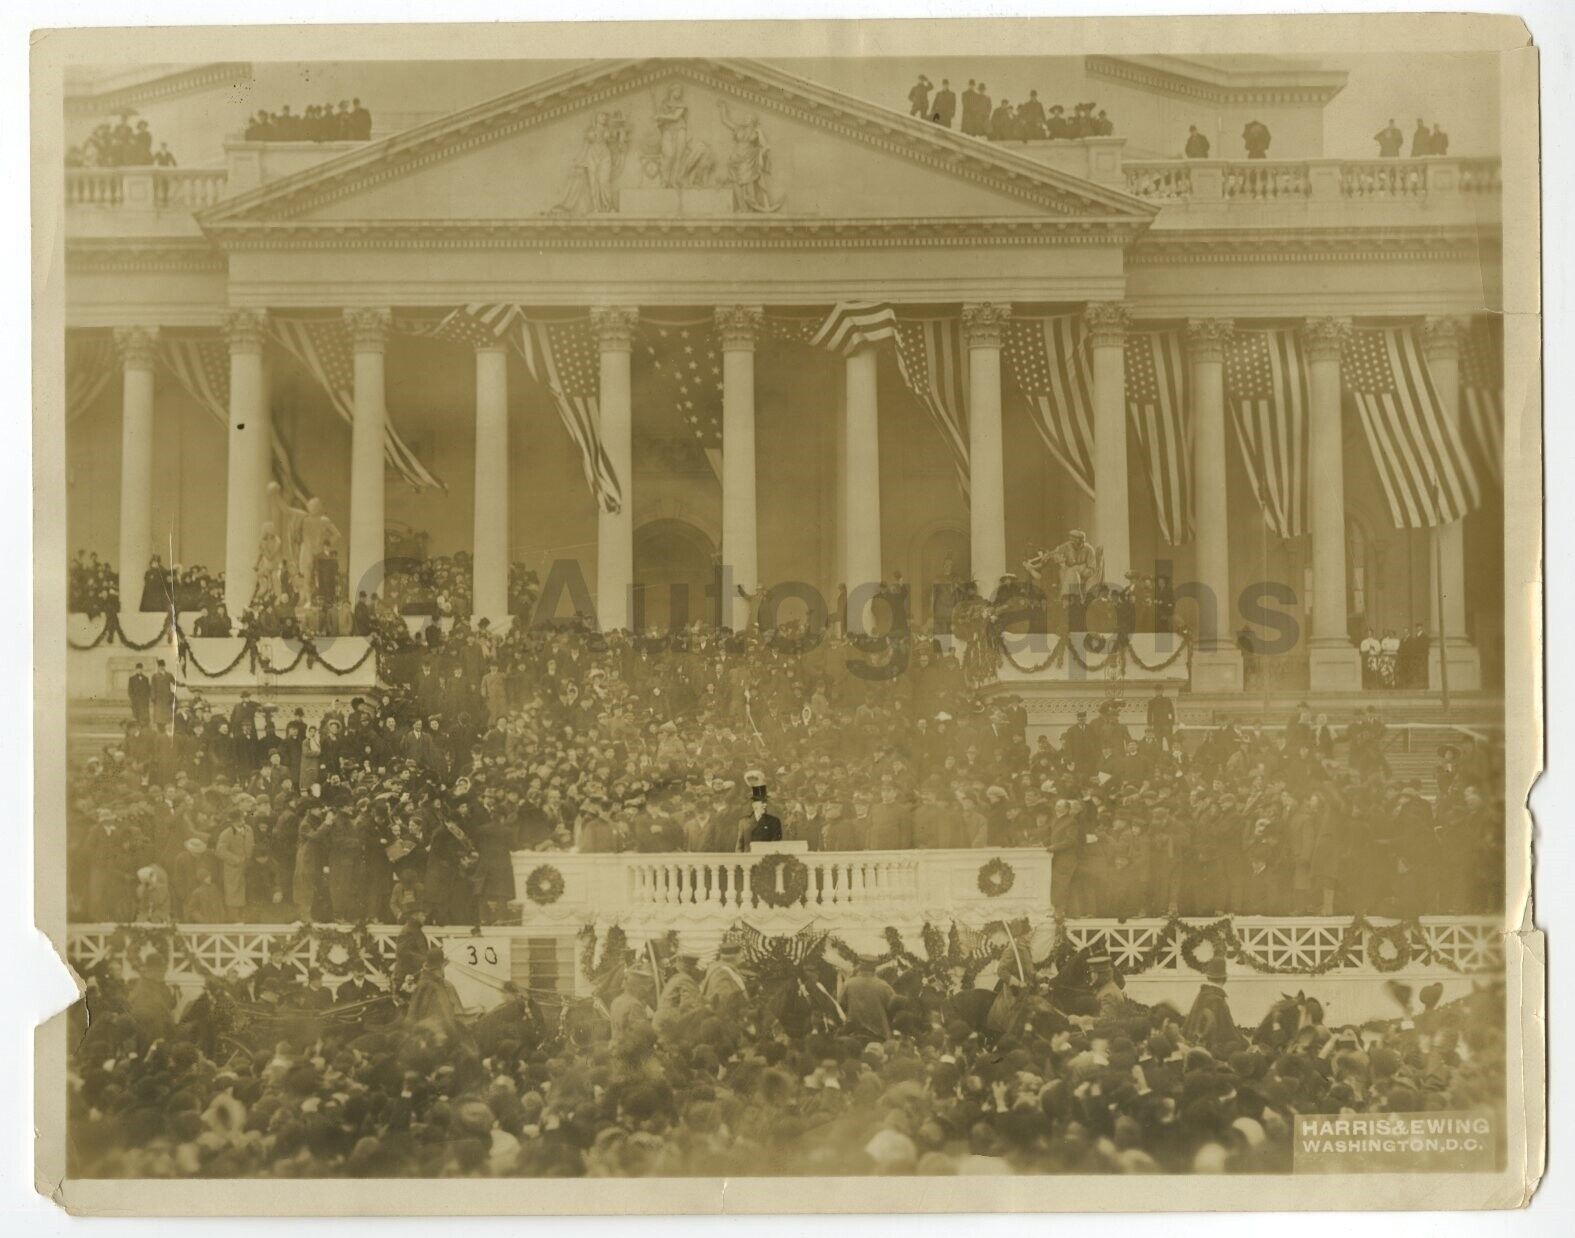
[1061,916,1502,976]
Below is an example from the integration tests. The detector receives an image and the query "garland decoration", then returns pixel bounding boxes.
[524,864,566,906]
[69,615,380,679]
[749,853,810,909]
[976,858,1016,898]
[1366,919,1413,972]
[990,628,1192,677]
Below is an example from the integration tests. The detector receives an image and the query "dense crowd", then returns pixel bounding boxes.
[904,76,1114,142]
[244,102,373,142]
[71,609,1504,933]
[66,927,1507,1178]
[66,117,176,168]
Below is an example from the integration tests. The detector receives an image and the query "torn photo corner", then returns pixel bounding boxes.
[31,11,1543,1216]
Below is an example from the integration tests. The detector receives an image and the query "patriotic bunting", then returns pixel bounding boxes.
[1343,327,1477,528]
[158,335,311,504]
[893,319,971,499]
[641,318,724,481]
[269,315,443,491]
[1124,330,1192,545]
[66,334,116,426]
[1002,315,1096,497]
[809,302,900,356]
[513,316,625,514]
[1459,321,1504,490]
[1223,329,1310,541]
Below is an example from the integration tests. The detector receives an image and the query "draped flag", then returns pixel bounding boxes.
[1459,322,1504,490]
[513,316,624,514]
[1343,326,1477,528]
[1125,330,1192,545]
[66,334,116,425]
[893,319,971,499]
[1223,329,1309,541]
[269,315,443,491]
[809,302,900,356]
[641,318,724,481]
[1003,315,1096,497]
[158,335,310,504]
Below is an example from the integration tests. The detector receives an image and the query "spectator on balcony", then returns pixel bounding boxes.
[1184,125,1211,158]
[929,78,956,128]
[1090,108,1114,136]
[907,74,931,118]
[960,80,989,137]
[1410,118,1431,157]
[1242,119,1272,159]
[1016,90,1046,140]
[1045,104,1070,139]
[1429,123,1450,155]
[988,97,1016,142]
[152,142,177,168]
[1374,118,1404,157]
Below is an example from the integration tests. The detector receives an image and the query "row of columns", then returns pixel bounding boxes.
[104,304,1480,691]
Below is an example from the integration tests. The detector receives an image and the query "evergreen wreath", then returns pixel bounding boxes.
[976,857,1017,897]
[750,853,810,908]
[524,864,566,906]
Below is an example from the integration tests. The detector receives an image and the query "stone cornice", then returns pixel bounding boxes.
[1084,55,1348,108]
[65,238,227,274]
[205,215,1147,251]
[197,58,1158,231]
[65,63,251,116]
[1129,226,1487,265]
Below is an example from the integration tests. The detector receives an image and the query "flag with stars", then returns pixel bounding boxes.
[1459,320,1504,490]
[1124,330,1192,545]
[1003,314,1095,496]
[513,315,624,514]
[158,334,311,504]
[269,315,442,490]
[1224,329,1309,541]
[643,319,724,480]
[1343,326,1476,527]
[893,319,970,499]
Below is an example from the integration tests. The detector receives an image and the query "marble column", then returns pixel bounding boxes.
[1187,317,1244,690]
[717,305,763,632]
[843,345,882,633]
[592,306,638,633]
[344,307,391,601]
[963,302,1011,596]
[1085,301,1132,583]
[114,327,159,610]
[472,342,511,627]
[1303,316,1362,690]
[222,310,268,615]
[1422,315,1482,690]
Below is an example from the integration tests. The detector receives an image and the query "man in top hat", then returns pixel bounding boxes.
[1183,957,1245,1056]
[702,941,749,1019]
[739,769,782,851]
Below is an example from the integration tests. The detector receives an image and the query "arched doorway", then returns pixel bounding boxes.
[633,518,718,632]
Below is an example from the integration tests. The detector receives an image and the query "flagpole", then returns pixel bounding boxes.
[1429,470,1451,715]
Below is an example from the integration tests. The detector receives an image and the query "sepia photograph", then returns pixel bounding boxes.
[29,12,1544,1215]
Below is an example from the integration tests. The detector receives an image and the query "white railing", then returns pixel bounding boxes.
[1121,156,1500,206]
[625,852,921,911]
[1061,916,1502,976]
[65,166,229,210]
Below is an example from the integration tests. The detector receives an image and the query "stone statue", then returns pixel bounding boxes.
[648,84,713,188]
[254,522,285,601]
[269,482,341,598]
[548,110,631,215]
[718,101,781,213]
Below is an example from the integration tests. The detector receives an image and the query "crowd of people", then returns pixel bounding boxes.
[66,116,177,168]
[71,605,1504,933]
[244,101,373,143]
[904,76,1115,143]
[1373,118,1451,158]
[1359,625,1434,690]
[66,916,1507,1178]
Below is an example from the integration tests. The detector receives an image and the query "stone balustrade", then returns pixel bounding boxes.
[1123,155,1501,205]
[65,167,229,211]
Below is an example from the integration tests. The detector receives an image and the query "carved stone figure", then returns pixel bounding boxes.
[548,110,631,215]
[718,101,781,213]
[269,482,342,598]
[254,522,285,600]
[648,85,714,188]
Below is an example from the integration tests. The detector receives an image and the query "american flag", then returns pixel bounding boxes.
[66,333,115,426]
[1224,329,1309,540]
[513,316,624,514]
[158,335,311,504]
[643,320,724,480]
[269,315,443,491]
[893,319,970,498]
[1343,326,1477,527]
[1003,314,1095,496]
[1459,321,1504,489]
[1125,330,1192,545]
[809,302,900,356]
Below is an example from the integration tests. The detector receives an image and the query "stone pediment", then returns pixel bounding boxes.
[198,58,1156,240]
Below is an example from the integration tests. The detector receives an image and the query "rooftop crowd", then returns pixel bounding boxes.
[66,922,1507,1178]
[73,601,1504,933]
[244,101,373,143]
[904,76,1114,143]
[66,117,177,169]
